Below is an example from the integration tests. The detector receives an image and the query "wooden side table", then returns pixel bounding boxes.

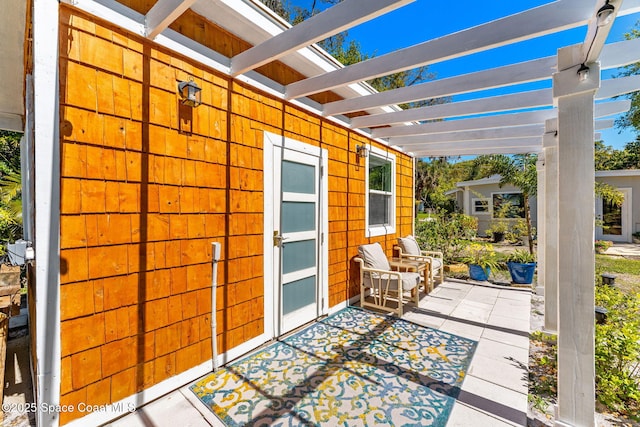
[388,257,430,293]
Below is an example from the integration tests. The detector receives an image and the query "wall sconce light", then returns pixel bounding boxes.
[577,63,590,82]
[178,79,202,107]
[356,144,369,159]
[596,1,615,27]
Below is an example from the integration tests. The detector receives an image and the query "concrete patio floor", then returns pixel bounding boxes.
[107,280,531,427]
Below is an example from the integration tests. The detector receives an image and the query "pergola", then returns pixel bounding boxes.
[3,0,640,426]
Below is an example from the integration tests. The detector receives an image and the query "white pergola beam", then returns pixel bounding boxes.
[373,109,556,138]
[230,0,413,76]
[373,99,627,138]
[351,89,553,128]
[412,145,542,157]
[325,56,556,116]
[404,137,541,153]
[391,125,545,146]
[597,74,640,100]
[145,0,198,39]
[286,0,595,99]
[325,36,640,117]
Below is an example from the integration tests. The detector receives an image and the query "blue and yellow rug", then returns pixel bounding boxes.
[190,306,477,426]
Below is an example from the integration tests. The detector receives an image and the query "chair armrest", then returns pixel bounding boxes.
[421,250,443,259]
[354,257,403,280]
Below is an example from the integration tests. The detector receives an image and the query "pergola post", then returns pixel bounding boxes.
[536,153,545,295]
[552,45,598,427]
[543,122,558,333]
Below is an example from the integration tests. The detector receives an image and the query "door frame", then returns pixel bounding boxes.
[596,187,632,243]
[263,132,328,339]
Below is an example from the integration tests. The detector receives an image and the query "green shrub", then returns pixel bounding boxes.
[414,211,477,263]
[595,285,640,417]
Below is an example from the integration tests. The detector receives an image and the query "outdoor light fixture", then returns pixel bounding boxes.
[178,79,202,107]
[596,0,615,27]
[577,63,590,81]
[356,144,369,159]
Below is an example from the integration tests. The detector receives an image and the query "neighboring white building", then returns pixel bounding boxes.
[452,170,640,243]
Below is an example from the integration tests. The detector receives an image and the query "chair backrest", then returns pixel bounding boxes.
[357,243,391,271]
[397,235,421,256]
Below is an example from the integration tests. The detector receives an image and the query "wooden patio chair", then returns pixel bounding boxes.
[355,243,420,316]
[395,235,444,293]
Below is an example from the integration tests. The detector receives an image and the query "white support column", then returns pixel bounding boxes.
[543,122,558,333]
[536,153,545,295]
[33,1,61,426]
[553,45,598,427]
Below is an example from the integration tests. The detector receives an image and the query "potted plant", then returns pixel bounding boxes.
[633,231,640,244]
[505,249,536,285]
[460,243,501,281]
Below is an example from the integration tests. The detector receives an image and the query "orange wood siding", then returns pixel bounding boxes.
[57,5,413,424]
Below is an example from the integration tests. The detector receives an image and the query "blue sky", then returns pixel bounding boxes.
[291,0,640,150]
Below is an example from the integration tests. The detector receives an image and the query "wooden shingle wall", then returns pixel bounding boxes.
[57,5,413,424]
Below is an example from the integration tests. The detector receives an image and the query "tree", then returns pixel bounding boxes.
[0,131,22,251]
[614,21,640,133]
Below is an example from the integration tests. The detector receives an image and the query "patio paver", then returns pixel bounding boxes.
[108,279,530,427]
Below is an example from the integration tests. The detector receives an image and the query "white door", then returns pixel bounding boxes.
[597,188,632,242]
[270,137,327,336]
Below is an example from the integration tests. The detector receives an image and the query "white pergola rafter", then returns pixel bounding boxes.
[372,99,629,138]
[230,0,414,76]
[145,0,198,39]
[285,0,640,100]
[351,74,640,129]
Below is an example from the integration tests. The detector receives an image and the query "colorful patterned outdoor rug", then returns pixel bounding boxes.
[190,306,477,426]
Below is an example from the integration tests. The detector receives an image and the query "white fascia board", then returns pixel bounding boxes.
[390,125,544,146]
[230,0,413,75]
[351,88,553,128]
[618,0,640,16]
[373,109,556,138]
[145,0,199,39]
[286,0,594,99]
[324,56,557,116]
[63,0,146,36]
[597,75,640,100]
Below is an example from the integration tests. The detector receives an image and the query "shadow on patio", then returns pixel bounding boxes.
[108,280,531,427]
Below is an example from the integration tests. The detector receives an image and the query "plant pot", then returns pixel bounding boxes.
[492,232,505,243]
[507,261,536,284]
[468,264,490,281]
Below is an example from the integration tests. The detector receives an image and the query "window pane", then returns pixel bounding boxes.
[283,275,316,315]
[283,239,316,274]
[602,200,622,235]
[492,193,524,218]
[369,193,390,226]
[282,160,315,194]
[282,202,315,233]
[369,156,391,192]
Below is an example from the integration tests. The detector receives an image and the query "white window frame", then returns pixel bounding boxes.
[365,145,396,238]
[471,197,490,215]
[491,191,525,219]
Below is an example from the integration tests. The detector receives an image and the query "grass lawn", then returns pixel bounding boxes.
[596,254,640,294]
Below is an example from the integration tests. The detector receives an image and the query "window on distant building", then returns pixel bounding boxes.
[492,192,525,218]
[472,198,490,214]
[366,147,395,237]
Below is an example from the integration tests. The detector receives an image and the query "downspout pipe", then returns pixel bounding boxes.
[211,242,221,371]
